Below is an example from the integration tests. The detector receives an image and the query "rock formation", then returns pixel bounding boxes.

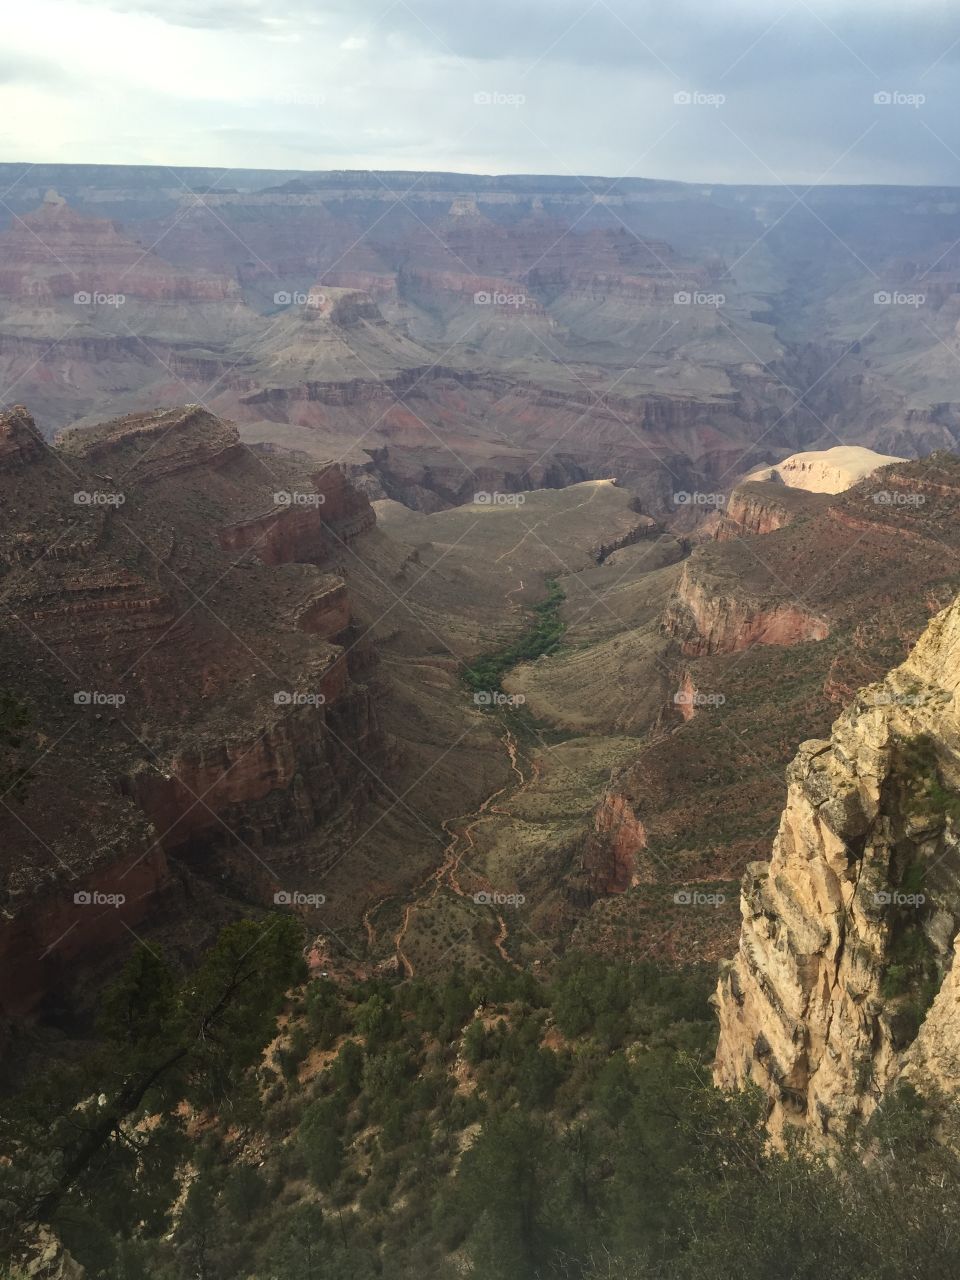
[579,789,648,896]
[715,593,960,1140]
[714,481,832,541]
[0,190,238,304]
[745,446,906,495]
[662,558,830,655]
[0,404,384,1015]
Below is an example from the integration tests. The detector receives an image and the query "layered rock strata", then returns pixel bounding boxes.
[715,594,960,1139]
[0,404,383,1014]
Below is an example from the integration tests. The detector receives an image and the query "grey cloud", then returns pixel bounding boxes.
[0,51,78,86]
[15,0,960,186]
[318,0,960,81]
[77,0,298,31]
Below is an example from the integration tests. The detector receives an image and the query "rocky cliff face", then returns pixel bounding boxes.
[0,191,238,304]
[579,789,648,896]
[663,559,830,655]
[714,481,831,541]
[715,594,960,1140]
[0,404,385,1015]
[217,461,376,566]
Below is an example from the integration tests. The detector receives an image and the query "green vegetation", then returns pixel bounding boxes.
[0,691,30,800]
[1,916,304,1265]
[8,947,960,1279]
[880,922,939,999]
[901,733,960,823]
[464,577,566,694]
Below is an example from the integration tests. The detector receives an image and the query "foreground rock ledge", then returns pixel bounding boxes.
[715,593,960,1140]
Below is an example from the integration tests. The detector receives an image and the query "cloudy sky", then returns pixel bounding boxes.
[3,0,959,184]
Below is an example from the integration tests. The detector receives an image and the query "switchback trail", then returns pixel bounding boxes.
[369,572,568,977]
[367,720,536,978]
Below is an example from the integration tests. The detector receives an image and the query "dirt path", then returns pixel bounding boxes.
[370,721,534,978]
[495,483,605,565]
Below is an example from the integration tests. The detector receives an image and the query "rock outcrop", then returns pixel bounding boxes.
[715,593,960,1140]
[663,559,830,655]
[0,404,384,1015]
[714,481,831,541]
[580,789,648,895]
[745,445,906,494]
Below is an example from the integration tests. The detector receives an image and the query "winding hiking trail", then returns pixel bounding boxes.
[367,721,538,978]
[367,563,569,978]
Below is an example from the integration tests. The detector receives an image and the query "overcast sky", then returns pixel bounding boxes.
[3,0,959,185]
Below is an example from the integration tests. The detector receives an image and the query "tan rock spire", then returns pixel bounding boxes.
[715,592,960,1141]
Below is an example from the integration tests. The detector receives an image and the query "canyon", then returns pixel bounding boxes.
[5,166,960,1114]
[3,167,960,521]
[8,383,960,1020]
